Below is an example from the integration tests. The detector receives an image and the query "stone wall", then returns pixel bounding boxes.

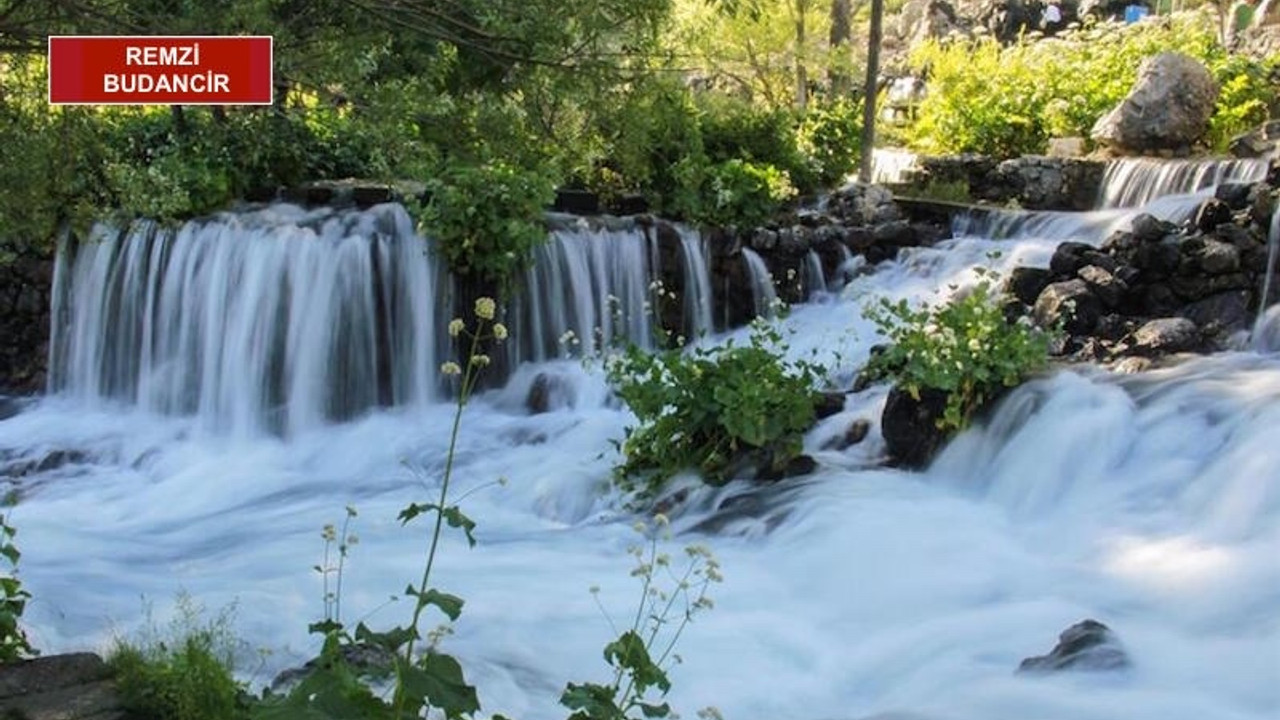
[0,251,53,395]
[900,154,1107,210]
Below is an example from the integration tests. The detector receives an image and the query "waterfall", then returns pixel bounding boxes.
[677,227,715,340]
[49,203,441,436]
[869,148,920,184]
[49,206,721,433]
[508,224,657,363]
[803,250,827,297]
[1096,157,1269,209]
[1253,207,1280,350]
[741,248,778,317]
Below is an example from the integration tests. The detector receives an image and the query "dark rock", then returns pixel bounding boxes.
[1140,283,1182,316]
[1180,290,1252,336]
[0,396,30,422]
[1228,119,1280,159]
[871,220,916,247]
[1102,230,1138,255]
[1114,264,1142,287]
[352,185,393,207]
[1077,265,1127,308]
[881,385,950,469]
[1130,213,1175,243]
[1213,182,1252,210]
[1018,619,1130,673]
[815,392,846,420]
[553,189,600,215]
[1132,241,1182,277]
[610,193,649,215]
[1131,317,1201,355]
[0,653,126,720]
[1048,241,1094,277]
[1006,267,1053,306]
[1169,272,1251,300]
[1034,279,1102,334]
[525,372,571,414]
[1196,239,1241,275]
[822,418,872,451]
[271,643,396,694]
[1193,198,1233,233]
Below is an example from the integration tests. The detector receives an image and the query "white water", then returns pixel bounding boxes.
[3,164,1279,720]
[741,247,779,318]
[1097,157,1269,209]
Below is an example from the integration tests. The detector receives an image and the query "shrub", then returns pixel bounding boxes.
[109,596,247,720]
[418,159,556,285]
[700,159,798,228]
[906,12,1280,156]
[606,321,825,497]
[864,278,1053,432]
[796,99,863,187]
[0,507,35,664]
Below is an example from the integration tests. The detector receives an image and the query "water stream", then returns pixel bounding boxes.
[1,158,1277,720]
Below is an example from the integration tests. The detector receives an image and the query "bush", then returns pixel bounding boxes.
[418,159,556,285]
[864,279,1053,432]
[109,597,247,720]
[606,322,825,497]
[796,99,863,187]
[906,12,1280,156]
[699,159,798,228]
[0,508,35,664]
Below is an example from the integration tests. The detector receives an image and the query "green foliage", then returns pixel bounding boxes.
[419,160,556,286]
[795,99,863,187]
[864,278,1052,432]
[606,321,825,496]
[697,159,798,228]
[907,12,1280,156]
[0,506,35,664]
[560,516,721,720]
[108,595,247,720]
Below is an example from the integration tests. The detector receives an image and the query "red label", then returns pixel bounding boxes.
[48,36,273,105]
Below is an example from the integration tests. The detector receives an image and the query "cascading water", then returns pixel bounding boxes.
[1097,157,1269,209]
[802,249,827,297]
[677,227,715,339]
[3,163,1278,720]
[48,203,443,436]
[1253,207,1280,350]
[741,247,779,317]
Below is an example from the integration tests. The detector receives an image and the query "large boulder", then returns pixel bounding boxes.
[881,385,950,469]
[1091,52,1219,153]
[1018,619,1131,673]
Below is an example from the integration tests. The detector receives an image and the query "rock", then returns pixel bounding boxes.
[1179,290,1253,334]
[1034,279,1102,335]
[270,643,396,694]
[823,418,872,451]
[1196,238,1241,274]
[1077,265,1128,308]
[1091,52,1219,153]
[881,385,950,469]
[1193,198,1234,233]
[1006,266,1053,306]
[1228,119,1280,159]
[1048,241,1094,276]
[1111,356,1154,373]
[1213,182,1253,210]
[525,372,571,414]
[0,653,127,720]
[1131,317,1201,355]
[1132,240,1182,277]
[1130,213,1176,244]
[1018,619,1131,673]
[815,392,847,420]
[1047,137,1087,158]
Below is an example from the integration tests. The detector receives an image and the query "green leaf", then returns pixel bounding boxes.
[418,589,465,621]
[395,653,480,719]
[442,506,477,547]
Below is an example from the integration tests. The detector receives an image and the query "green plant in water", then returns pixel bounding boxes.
[109,594,248,720]
[863,273,1053,432]
[560,514,722,720]
[0,503,35,664]
[255,298,509,720]
[606,319,826,498]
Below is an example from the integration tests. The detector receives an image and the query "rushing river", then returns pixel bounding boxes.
[0,158,1277,720]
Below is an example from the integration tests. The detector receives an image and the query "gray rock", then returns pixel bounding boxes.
[1091,52,1219,152]
[1179,290,1252,334]
[1131,317,1201,355]
[1018,619,1131,673]
[1006,266,1053,306]
[1196,238,1241,275]
[1034,279,1102,334]
[0,653,126,720]
[1077,264,1128,308]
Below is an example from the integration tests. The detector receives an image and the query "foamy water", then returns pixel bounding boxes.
[1,160,1277,720]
